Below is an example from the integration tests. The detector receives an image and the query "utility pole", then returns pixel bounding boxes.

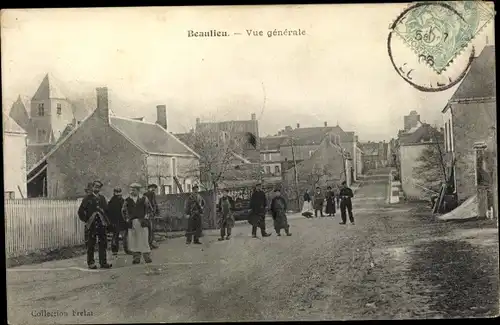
[290,137,301,210]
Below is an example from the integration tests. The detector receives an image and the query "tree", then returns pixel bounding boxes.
[412,131,446,194]
[183,123,259,190]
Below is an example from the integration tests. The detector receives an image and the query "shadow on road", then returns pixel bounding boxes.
[408,239,499,318]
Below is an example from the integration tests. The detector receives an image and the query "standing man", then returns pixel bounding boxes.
[108,188,130,256]
[270,188,291,236]
[184,184,205,245]
[339,181,355,225]
[77,180,112,269]
[217,189,235,241]
[143,184,160,249]
[122,183,153,264]
[313,187,324,218]
[249,183,272,238]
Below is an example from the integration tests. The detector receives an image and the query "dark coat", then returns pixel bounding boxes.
[122,196,151,228]
[249,190,267,214]
[303,192,311,202]
[313,192,324,210]
[184,193,205,216]
[108,195,127,230]
[218,196,235,214]
[270,196,287,216]
[143,191,159,216]
[77,193,110,226]
[339,187,354,204]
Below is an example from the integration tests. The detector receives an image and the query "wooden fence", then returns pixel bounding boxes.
[5,199,85,257]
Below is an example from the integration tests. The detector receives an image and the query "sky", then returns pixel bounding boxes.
[1,4,495,141]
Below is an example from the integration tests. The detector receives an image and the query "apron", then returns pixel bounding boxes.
[127,219,151,253]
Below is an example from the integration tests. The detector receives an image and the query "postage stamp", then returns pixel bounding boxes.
[392,1,494,74]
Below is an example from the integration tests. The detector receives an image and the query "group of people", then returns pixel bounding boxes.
[77,181,161,269]
[214,183,292,241]
[302,181,355,225]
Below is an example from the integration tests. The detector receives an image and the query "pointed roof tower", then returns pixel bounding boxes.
[32,73,68,100]
[3,112,27,134]
[9,95,31,131]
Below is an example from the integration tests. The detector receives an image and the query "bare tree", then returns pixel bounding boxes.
[412,127,446,194]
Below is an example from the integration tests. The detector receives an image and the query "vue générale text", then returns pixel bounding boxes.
[187,29,307,38]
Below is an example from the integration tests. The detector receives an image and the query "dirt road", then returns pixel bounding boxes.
[7,169,498,323]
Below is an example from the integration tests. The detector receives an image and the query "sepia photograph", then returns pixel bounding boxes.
[2,2,498,323]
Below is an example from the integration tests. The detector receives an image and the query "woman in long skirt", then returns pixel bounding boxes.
[325,186,336,217]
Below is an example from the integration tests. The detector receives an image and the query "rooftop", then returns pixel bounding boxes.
[450,45,495,102]
[110,117,197,156]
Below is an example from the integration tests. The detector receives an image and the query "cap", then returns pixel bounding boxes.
[92,180,103,188]
[147,184,158,189]
[85,182,93,190]
[129,183,142,189]
[114,187,122,193]
[274,188,281,192]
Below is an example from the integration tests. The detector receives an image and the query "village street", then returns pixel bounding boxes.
[7,169,498,323]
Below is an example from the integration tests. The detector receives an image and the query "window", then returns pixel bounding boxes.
[444,122,449,152]
[448,118,453,152]
[187,184,192,192]
[164,185,172,194]
[265,166,271,174]
[36,129,47,142]
[38,103,45,116]
[267,153,272,161]
[309,150,315,157]
[274,165,280,175]
[57,104,62,115]
[172,158,177,176]
[5,191,15,199]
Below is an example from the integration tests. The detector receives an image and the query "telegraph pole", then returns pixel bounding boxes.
[290,137,301,210]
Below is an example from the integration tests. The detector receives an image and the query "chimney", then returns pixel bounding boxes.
[296,123,300,128]
[355,135,358,142]
[156,105,167,130]
[196,118,200,125]
[324,122,327,127]
[96,87,109,123]
[251,113,256,120]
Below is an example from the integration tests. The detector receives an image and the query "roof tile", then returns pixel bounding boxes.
[110,117,196,156]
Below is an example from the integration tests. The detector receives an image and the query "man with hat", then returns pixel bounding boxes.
[184,184,205,244]
[270,187,292,236]
[339,181,355,225]
[143,184,160,249]
[108,187,131,256]
[249,183,272,238]
[122,183,153,264]
[217,188,235,241]
[77,180,112,269]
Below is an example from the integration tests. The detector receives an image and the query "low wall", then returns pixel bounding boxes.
[156,191,216,231]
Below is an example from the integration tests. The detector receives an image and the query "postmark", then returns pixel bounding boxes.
[388,1,494,92]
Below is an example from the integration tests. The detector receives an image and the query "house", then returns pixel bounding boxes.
[277,122,363,182]
[361,141,389,171]
[441,45,496,206]
[283,132,351,208]
[260,135,287,183]
[194,113,260,162]
[397,123,444,200]
[3,113,28,199]
[404,110,421,131]
[26,87,200,199]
